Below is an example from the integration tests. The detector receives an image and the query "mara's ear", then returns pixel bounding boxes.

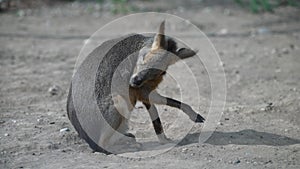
[176,48,197,59]
[151,21,166,50]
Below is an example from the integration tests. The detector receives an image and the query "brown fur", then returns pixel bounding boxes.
[129,74,164,105]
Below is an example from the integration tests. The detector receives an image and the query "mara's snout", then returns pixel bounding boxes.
[129,69,166,88]
[129,74,144,88]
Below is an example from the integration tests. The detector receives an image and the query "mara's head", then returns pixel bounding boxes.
[129,21,197,88]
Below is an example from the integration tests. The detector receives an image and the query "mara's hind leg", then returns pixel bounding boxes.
[143,102,171,144]
[110,95,137,143]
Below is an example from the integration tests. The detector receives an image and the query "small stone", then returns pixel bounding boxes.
[218,28,228,35]
[264,160,272,164]
[60,128,70,132]
[49,122,55,124]
[83,39,90,45]
[4,133,9,137]
[234,159,241,164]
[182,148,188,153]
[224,118,229,120]
[257,27,270,34]
[275,68,281,73]
[282,48,289,54]
[17,10,25,17]
[219,61,225,66]
[271,48,278,54]
[0,120,5,124]
[48,85,60,95]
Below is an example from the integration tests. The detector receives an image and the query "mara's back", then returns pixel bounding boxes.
[67,34,149,153]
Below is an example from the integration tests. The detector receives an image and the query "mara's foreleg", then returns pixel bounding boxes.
[149,91,205,123]
[143,102,171,144]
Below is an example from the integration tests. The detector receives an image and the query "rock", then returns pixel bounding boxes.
[257,27,270,34]
[48,85,60,95]
[264,160,272,164]
[271,48,278,55]
[219,61,225,66]
[234,159,241,164]
[4,133,9,137]
[17,10,25,17]
[275,68,281,73]
[281,48,289,54]
[181,148,188,153]
[218,28,228,35]
[60,128,70,132]
[49,122,55,124]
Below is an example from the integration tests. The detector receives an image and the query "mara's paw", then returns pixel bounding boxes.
[158,134,172,144]
[195,114,205,123]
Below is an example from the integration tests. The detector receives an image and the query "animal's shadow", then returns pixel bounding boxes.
[117,129,299,155]
[178,129,300,146]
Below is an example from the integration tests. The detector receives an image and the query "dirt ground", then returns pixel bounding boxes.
[1,0,300,168]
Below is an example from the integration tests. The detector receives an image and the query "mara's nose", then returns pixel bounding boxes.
[129,75,143,87]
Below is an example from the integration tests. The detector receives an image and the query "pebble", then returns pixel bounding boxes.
[219,61,225,66]
[182,148,188,153]
[83,39,90,45]
[281,48,289,54]
[264,160,272,164]
[257,27,270,34]
[48,85,60,95]
[4,133,9,137]
[218,28,228,35]
[234,159,241,164]
[271,48,278,55]
[60,128,70,132]
[275,68,281,73]
[17,10,25,17]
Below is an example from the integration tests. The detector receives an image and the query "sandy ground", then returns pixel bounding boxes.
[1,1,300,168]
